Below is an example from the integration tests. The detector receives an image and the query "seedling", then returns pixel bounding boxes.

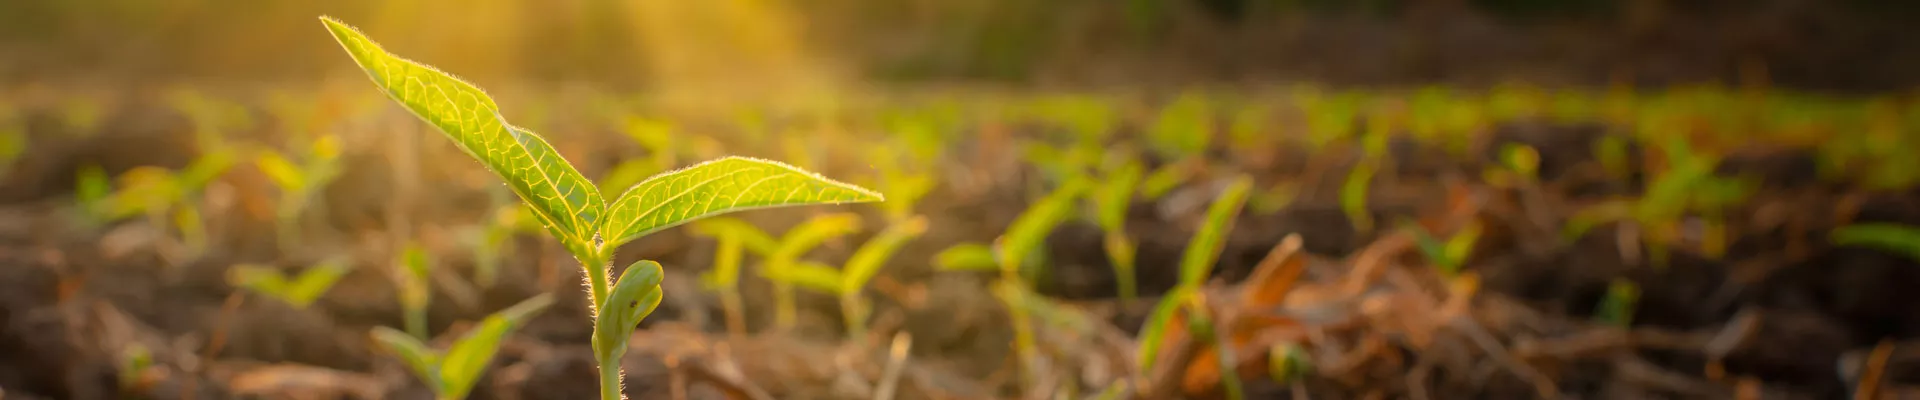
[1139,176,1252,373]
[100,148,239,262]
[1831,223,1920,263]
[1093,161,1144,301]
[322,17,879,400]
[227,257,352,310]
[73,164,113,227]
[254,133,344,252]
[1140,159,1197,201]
[758,213,864,330]
[397,242,433,339]
[687,217,778,336]
[1482,143,1540,189]
[1405,220,1484,278]
[767,216,929,339]
[1340,162,1376,234]
[938,177,1093,388]
[372,294,554,400]
[1595,278,1640,328]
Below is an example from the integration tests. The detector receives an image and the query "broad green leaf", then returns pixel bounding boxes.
[840,216,929,294]
[1136,285,1196,371]
[1179,177,1253,287]
[934,242,998,271]
[594,260,663,363]
[255,151,306,192]
[282,258,352,309]
[370,326,442,393]
[440,294,552,400]
[1832,223,1920,262]
[1094,162,1143,233]
[601,156,882,249]
[320,17,605,250]
[999,177,1094,274]
[689,217,779,255]
[768,261,845,294]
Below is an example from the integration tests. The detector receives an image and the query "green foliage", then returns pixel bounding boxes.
[837,216,929,337]
[371,294,554,400]
[1094,161,1144,301]
[1149,93,1213,159]
[1139,160,1195,200]
[118,344,152,391]
[934,243,998,271]
[1179,177,1253,286]
[227,257,352,309]
[1831,223,1920,262]
[322,16,878,400]
[760,213,864,329]
[1135,285,1195,371]
[591,260,663,394]
[1341,163,1376,234]
[397,242,434,339]
[999,177,1095,279]
[1406,221,1483,277]
[600,157,883,249]
[1595,279,1639,327]
[255,133,344,249]
[1268,343,1312,384]
[689,217,777,291]
[74,164,113,225]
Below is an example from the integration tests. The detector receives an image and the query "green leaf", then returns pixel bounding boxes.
[600,156,883,249]
[768,212,864,262]
[177,148,237,193]
[998,177,1094,274]
[320,17,605,252]
[255,151,306,192]
[1179,177,1253,287]
[594,260,664,363]
[1094,162,1143,233]
[689,217,779,255]
[370,326,442,393]
[282,258,352,309]
[1832,223,1920,262]
[1341,163,1376,233]
[440,294,553,400]
[1139,161,1193,200]
[1136,285,1196,371]
[840,217,929,295]
[228,264,290,299]
[768,261,845,293]
[934,242,998,271]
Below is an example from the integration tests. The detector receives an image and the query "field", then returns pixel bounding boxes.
[1,69,1918,400]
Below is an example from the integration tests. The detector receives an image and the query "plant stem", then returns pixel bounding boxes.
[1000,274,1038,391]
[405,305,427,340]
[721,288,746,339]
[599,356,624,400]
[840,293,865,340]
[773,282,795,330]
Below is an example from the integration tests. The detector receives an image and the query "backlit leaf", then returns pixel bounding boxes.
[370,327,441,392]
[934,242,998,271]
[255,151,306,192]
[440,294,551,400]
[320,17,605,250]
[841,216,929,294]
[601,156,882,249]
[999,177,1094,274]
[1179,177,1253,287]
[283,257,352,309]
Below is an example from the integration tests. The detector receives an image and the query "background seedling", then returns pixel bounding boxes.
[759,213,864,331]
[834,215,928,339]
[254,133,344,253]
[227,257,352,310]
[372,294,554,400]
[939,177,1092,388]
[1831,223,1920,263]
[1139,176,1251,375]
[688,217,778,337]
[397,242,433,339]
[1093,161,1144,301]
[321,17,880,400]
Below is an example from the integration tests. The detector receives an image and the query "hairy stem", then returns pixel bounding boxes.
[600,356,624,400]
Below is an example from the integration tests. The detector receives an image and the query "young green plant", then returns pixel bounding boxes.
[321,17,880,400]
[757,213,864,330]
[227,257,352,310]
[372,294,554,400]
[1137,176,1252,378]
[938,177,1094,388]
[687,217,778,337]
[1093,161,1144,302]
[397,242,433,339]
[254,133,344,253]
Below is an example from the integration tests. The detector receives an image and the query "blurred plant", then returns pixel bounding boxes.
[371,294,553,400]
[1267,343,1312,385]
[1148,92,1214,161]
[767,216,929,339]
[1138,177,1251,370]
[1595,278,1640,328]
[1566,135,1753,266]
[938,177,1092,388]
[759,213,864,331]
[1405,220,1484,278]
[1340,162,1377,234]
[117,344,154,395]
[99,148,239,261]
[867,145,938,222]
[598,116,678,194]
[1482,143,1540,189]
[1093,161,1144,302]
[322,17,879,400]
[1831,223,1920,263]
[687,217,778,337]
[254,133,344,252]
[396,242,434,339]
[227,257,352,310]
[460,189,520,289]
[1140,159,1198,201]
[73,164,113,227]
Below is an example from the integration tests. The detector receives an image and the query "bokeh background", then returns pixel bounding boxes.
[3,1,1920,399]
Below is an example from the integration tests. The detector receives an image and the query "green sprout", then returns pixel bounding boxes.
[372,294,554,400]
[118,344,154,394]
[1595,278,1640,328]
[1483,143,1540,189]
[1139,176,1251,373]
[687,217,778,337]
[254,133,344,253]
[938,177,1093,388]
[227,257,352,310]
[767,216,930,339]
[397,242,434,339]
[73,164,113,227]
[759,213,864,331]
[1093,161,1144,302]
[321,17,880,400]
[1340,162,1377,235]
[1831,223,1920,263]
[99,148,239,262]
[1405,220,1483,278]
[1139,159,1197,201]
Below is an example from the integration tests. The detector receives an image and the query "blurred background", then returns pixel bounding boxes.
[3,1,1920,399]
